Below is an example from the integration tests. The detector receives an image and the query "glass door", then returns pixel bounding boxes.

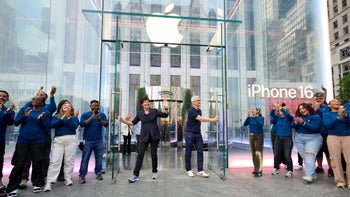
[207,46,227,179]
[100,39,122,182]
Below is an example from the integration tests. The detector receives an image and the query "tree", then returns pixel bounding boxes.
[337,74,350,103]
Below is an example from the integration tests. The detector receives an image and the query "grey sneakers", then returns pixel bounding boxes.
[128,175,139,183]
[152,173,158,179]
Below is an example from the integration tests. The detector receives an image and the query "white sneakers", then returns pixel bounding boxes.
[285,171,293,178]
[271,168,280,175]
[186,170,209,178]
[294,165,303,170]
[197,171,209,178]
[186,170,195,177]
[302,175,317,183]
[43,182,52,192]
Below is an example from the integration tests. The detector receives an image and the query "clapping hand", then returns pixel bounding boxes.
[24,107,32,117]
[6,104,15,114]
[38,112,46,119]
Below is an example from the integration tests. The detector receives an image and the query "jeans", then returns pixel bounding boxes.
[294,132,322,176]
[273,136,293,171]
[185,134,204,172]
[79,140,104,177]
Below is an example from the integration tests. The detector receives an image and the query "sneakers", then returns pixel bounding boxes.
[65,179,73,186]
[294,165,303,171]
[315,167,324,173]
[33,186,42,193]
[152,173,158,179]
[19,179,27,189]
[254,171,262,177]
[285,171,293,178]
[79,176,86,184]
[197,171,209,178]
[186,170,195,178]
[128,175,139,183]
[8,189,18,197]
[302,175,317,183]
[43,182,52,192]
[96,174,103,181]
[271,168,280,175]
[328,168,334,177]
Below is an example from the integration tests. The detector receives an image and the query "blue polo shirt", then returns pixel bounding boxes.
[185,107,202,137]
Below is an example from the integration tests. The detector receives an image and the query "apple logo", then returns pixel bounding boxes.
[145,3,183,48]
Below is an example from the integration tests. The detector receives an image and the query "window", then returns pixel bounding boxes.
[342,0,347,7]
[150,46,161,67]
[334,32,339,39]
[150,75,161,86]
[129,43,141,66]
[170,75,181,87]
[190,76,201,96]
[333,20,338,29]
[170,47,181,68]
[344,26,349,34]
[343,14,348,23]
[334,5,338,13]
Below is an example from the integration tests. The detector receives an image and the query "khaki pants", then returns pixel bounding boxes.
[327,135,350,186]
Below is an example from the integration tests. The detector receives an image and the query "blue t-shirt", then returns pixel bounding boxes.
[185,107,202,136]
[243,115,264,133]
[80,111,108,141]
[51,115,79,137]
[270,108,293,137]
[0,107,15,141]
[291,113,321,134]
[14,106,51,143]
[323,111,350,136]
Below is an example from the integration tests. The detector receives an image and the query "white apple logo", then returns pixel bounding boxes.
[145,3,183,48]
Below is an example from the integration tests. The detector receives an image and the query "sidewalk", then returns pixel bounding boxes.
[1,143,349,197]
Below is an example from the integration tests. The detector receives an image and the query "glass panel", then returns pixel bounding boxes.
[100,40,121,181]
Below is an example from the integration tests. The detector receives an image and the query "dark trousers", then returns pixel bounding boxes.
[7,142,46,193]
[273,136,293,171]
[185,134,204,172]
[123,135,131,155]
[0,140,5,179]
[271,130,276,151]
[297,152,303,166]
[21,135,51,180]
[133,138,159,176]
[249,132,264,173]
[136,135,140,153]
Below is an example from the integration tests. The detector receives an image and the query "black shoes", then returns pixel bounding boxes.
[253,171,262,177]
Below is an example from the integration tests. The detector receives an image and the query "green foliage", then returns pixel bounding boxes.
[337,74,350,103]
[181,89,192,121]
[136,88,147,111]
